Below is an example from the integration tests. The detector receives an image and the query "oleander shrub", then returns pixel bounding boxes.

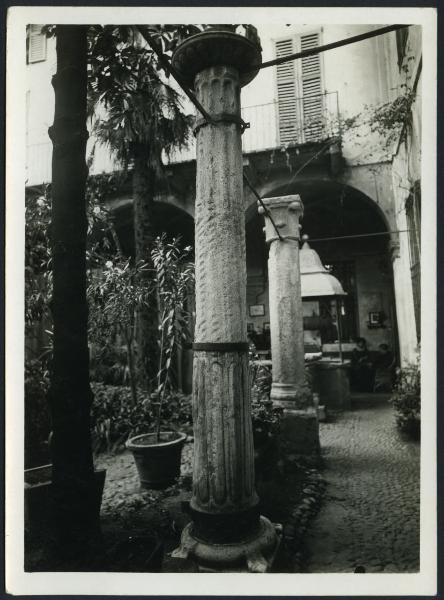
[90,383,192,453]
[390,358,420,438]
[25,358,51,467]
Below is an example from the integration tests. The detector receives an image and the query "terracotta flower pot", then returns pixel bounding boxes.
[126,431,187,490]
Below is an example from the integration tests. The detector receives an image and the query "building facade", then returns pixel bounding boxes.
[25,23,421,368]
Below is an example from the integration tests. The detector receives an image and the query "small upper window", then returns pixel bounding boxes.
[27,25,47,64]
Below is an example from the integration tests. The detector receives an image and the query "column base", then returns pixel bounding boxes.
[278,407,320,460]
[171,516,281,572]
[271,382,312,408]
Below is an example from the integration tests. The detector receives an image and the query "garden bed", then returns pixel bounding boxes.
[25,437,325,572]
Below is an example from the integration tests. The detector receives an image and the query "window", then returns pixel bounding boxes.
[405,182,421,340]
[27,25,47,64]
[274,31,323,145]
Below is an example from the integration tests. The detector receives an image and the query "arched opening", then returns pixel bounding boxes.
[245,180,398,369]
[108,199,196,393]
[111,200,195,257]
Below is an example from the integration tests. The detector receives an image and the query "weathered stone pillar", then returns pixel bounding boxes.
[260,195,320,457]
[171,28,279,572]
[390,234,418,364]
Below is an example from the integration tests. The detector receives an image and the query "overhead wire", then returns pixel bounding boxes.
[303,229,414,243]
[243,172,283,241]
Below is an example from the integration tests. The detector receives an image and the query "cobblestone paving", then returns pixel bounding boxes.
[304,397,420,573]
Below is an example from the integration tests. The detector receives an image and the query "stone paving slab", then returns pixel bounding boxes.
[304,397,420,573]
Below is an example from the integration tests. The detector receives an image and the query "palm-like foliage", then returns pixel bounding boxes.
[88,26,193,174]
[87,26,194,391]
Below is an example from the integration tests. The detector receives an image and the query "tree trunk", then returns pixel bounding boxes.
[47,25,98,558]
[133,148,158,392]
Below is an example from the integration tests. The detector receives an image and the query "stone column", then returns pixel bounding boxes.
[260,195,320,457]
[171,28,279,572]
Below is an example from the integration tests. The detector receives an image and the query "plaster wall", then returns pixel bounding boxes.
[338,162,396,230]
[388,30,422,363]
[354,254,396,351]
[26,35,56,144]
[241,24,396,166]
[389,93,421,362]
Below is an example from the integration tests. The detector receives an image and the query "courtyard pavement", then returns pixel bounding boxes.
[303,395,420,573]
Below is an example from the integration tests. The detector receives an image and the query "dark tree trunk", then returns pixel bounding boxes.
[47,25,98,557]
[133,148,158,392]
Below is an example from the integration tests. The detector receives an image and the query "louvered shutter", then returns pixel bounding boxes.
[300,32,323,141]
[28,25,47,63]
[275,38,300,145]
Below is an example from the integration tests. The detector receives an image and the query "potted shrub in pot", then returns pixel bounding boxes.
[390,356,420,439]
[126,236,194,489]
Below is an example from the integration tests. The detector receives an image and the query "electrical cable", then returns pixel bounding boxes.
[303,229,414,243]
[243,171,283,241]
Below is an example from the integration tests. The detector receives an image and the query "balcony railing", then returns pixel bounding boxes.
[25,138,121,187]
[25,91,339,186]
[168,91,340,163]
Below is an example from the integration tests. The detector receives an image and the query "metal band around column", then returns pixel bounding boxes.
[193,113,250,136]
[192,342,249,352]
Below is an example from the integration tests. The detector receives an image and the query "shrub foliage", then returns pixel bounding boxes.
[390,358,420,437]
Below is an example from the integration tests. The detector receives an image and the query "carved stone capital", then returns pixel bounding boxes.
[194,65,241,118]
[172,30,262,90]
[258,194,304,244]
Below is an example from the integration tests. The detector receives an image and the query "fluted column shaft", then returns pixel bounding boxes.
[191,65,258,526]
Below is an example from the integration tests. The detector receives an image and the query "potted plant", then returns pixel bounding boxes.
[390,356,420,439]
[126,236,194,489]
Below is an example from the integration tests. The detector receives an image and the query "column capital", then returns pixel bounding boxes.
[258,194,304,244]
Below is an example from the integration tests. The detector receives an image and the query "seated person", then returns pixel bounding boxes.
[350,337,374,392]
[373,343,395,392]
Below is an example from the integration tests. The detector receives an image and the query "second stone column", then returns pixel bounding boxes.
[260,195,320,458]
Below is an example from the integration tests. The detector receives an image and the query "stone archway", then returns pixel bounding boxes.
[108,198,196,392]
[245,179,399,368]
[108,197,195,257]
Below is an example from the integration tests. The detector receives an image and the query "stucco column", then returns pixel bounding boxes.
[390,236,418,364]
[260,195,320,457]
[171,27,279,572]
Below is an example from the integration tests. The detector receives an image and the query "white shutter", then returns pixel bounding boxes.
[28,25,47,63]
[275,38,300,145]
[300,32,323,141]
